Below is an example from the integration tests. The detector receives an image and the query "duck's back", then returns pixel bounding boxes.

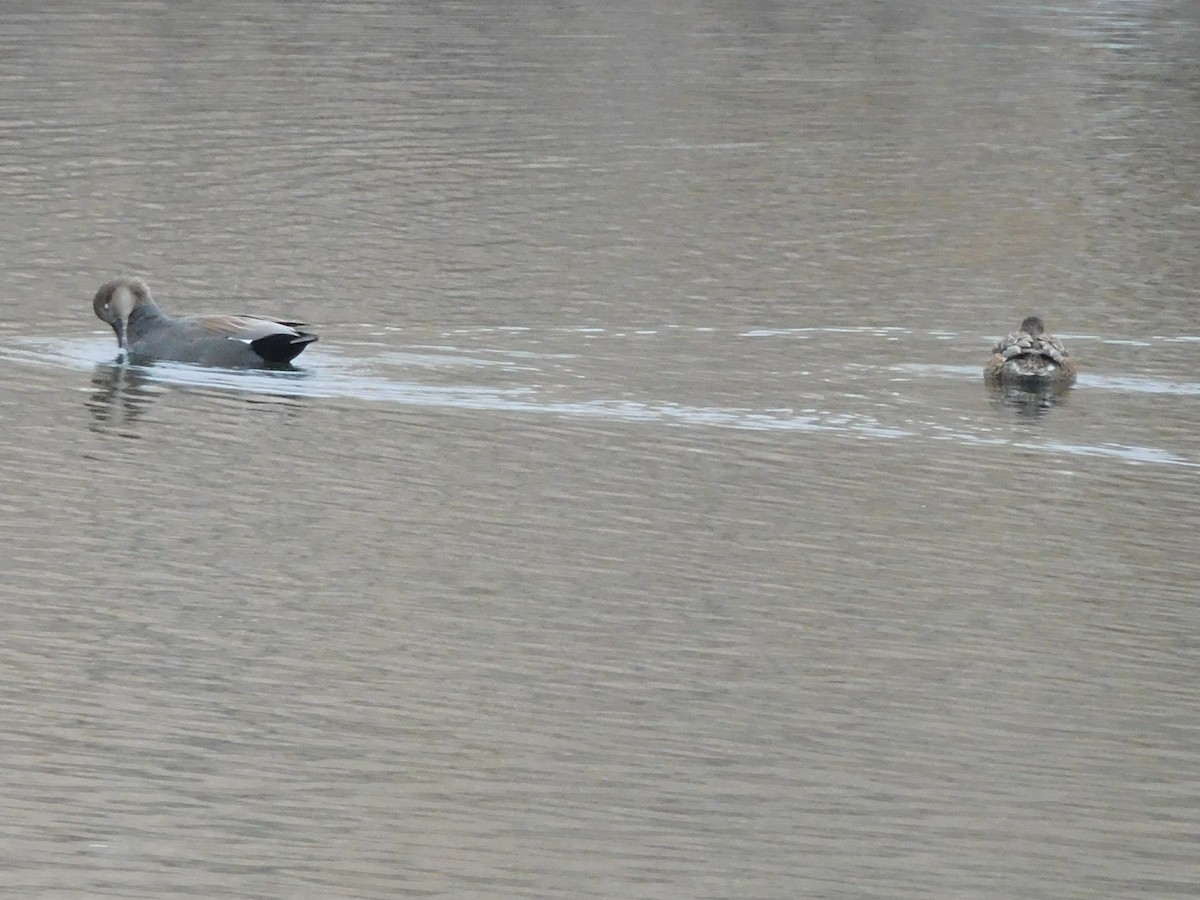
[985,322,1075,386]
[128,313,317,366]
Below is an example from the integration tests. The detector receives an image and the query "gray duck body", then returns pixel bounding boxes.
[93,277,317,366]
[984,315,1075,387]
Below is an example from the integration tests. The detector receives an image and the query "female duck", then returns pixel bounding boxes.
[984,316,1075,387]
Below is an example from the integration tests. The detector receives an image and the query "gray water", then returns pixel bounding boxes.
[2,2,1199,898]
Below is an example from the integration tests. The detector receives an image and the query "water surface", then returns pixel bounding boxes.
[2,2,1199,898]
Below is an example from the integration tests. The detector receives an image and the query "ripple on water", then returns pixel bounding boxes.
[4,333,1196,468]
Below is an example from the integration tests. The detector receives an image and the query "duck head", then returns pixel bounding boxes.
[94,276,154,352]
[1019,315,1045,337]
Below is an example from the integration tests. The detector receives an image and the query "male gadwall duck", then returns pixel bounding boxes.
[94,276,317,366]
[984,316,1075,387]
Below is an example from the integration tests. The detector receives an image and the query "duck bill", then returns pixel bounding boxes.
[115,318,129,354]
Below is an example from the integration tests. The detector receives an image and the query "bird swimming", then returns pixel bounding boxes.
[984,316,1075,387]
[93,276,318,366]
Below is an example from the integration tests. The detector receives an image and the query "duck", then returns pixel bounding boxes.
[984,316,1075,387]
[93,276,317,366]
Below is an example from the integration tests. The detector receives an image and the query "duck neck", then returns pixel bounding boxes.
[126,301,169,341]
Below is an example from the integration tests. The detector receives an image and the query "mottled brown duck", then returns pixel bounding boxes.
[984,316,1075,387]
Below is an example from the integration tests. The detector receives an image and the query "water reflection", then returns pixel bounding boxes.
[86,358,310,435]
[86,362,157,437]
[986,381,1073,417]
